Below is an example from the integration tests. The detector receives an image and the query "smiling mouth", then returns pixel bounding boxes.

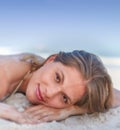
[36,84,44,102]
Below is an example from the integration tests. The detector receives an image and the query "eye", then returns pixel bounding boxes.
[62,94,68,104]
[55,73,61,83]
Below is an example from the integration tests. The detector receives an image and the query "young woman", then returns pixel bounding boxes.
[0,50,120,124]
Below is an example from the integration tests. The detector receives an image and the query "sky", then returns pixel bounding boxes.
[0,0,120,56]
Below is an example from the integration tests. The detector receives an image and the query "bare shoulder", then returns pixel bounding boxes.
[0,53,32,83]
[0,52,45,66]
[0,53,28,77]
[18,52,45,64]
[0,54,21,98]
[0,53,44,99]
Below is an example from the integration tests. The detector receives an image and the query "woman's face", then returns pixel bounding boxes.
[26,59,86,109]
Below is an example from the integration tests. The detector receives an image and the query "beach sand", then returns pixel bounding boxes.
[0,58,120,130]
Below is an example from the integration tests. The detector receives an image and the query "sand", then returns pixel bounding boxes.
[0,59,120,130]
[1,93,120,130]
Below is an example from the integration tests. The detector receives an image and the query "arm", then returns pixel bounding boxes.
[24,104,88,123]
[24,88,120,123]
[0,102,38,124]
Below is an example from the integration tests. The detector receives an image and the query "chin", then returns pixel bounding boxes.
[26,93,34,103]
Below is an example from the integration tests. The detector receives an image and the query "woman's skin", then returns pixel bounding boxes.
[25,56,86,108]
[0,54,120,124]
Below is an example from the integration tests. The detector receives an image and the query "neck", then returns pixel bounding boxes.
[18,71,33,94]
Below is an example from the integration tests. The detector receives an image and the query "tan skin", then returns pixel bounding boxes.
[0,53,120,124]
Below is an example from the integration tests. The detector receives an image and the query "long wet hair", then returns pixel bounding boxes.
[21,50,113,113]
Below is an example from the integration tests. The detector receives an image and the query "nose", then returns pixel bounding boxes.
[46,85,62,99]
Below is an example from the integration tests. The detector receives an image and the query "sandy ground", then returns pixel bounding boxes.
[1,93,120,130]
[0,65,120,130]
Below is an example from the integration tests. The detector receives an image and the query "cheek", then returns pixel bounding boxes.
[72,86,86,102]
[35,68,50,82]
[26,88,34,103]
[46,98,65,109]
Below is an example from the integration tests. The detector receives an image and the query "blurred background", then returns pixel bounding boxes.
[0,0,120,58]
[0,0,120,88]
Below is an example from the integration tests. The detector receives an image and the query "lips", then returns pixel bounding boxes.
[36,84,44,102]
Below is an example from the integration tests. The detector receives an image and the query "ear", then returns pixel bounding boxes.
[45,54,58,64]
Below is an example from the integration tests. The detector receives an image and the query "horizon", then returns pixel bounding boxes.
[0,0,120,57]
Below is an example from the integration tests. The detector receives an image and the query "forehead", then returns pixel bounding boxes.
[53,61,83,80]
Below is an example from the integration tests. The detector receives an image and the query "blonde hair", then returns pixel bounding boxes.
[53,50,113,113]
[20,51,113,113]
